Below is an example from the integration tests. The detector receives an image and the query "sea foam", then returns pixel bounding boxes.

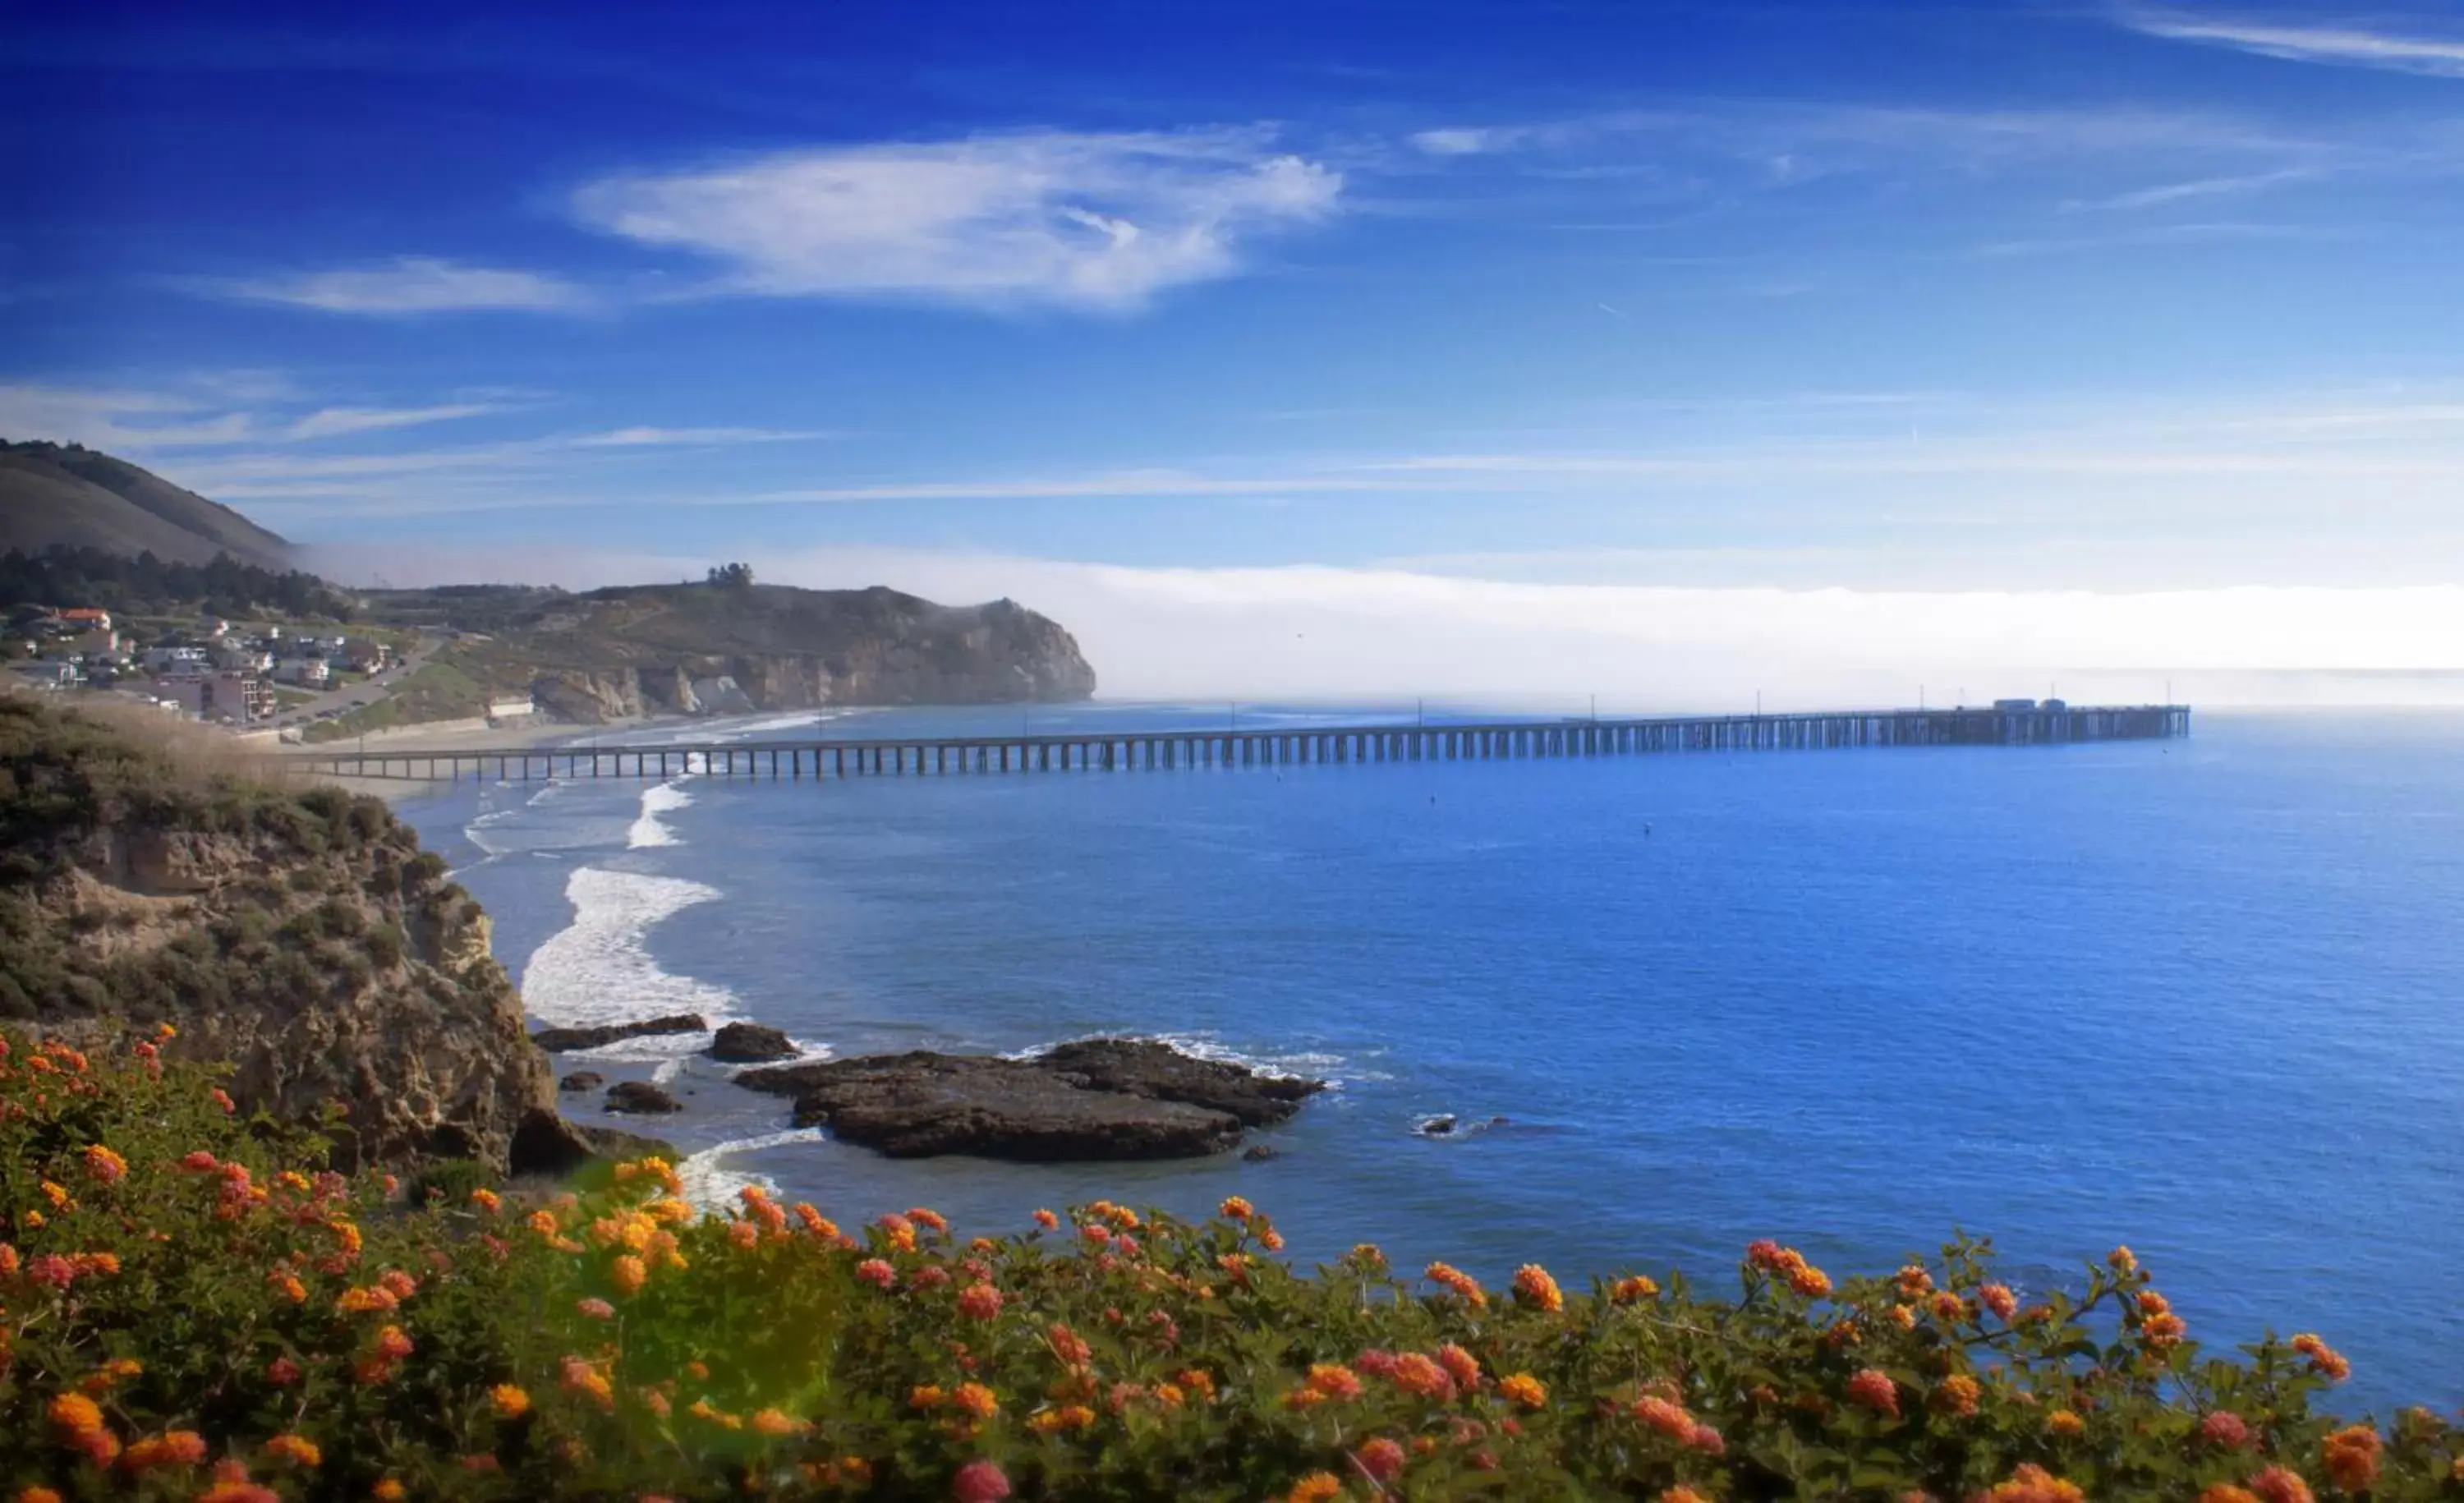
[627,777,695,849]
[678,1128,829,1210]
[519,866,740,1038]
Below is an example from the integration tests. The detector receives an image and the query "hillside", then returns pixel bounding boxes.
[0,692,593,1173]
[328,577,1097,737]
[0,439,292,568]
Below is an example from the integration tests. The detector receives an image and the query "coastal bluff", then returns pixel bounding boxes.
[380,581,1099,725]
[0,693,626,1174]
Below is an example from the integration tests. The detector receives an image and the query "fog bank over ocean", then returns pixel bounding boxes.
[306,541,2464,707]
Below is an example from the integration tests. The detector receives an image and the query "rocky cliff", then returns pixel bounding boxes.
[439,584,1098,725]
[0,694,561,1172]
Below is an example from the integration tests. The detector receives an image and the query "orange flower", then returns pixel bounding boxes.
[2047,1409,2085,1438]
[468,1187,501,1214]
[1513,1263,1565,1313]
[490,1384,531,1419]
[80,1144,127,1184]
[1424,1262,1487,1307]
[1610,1274,1659,1304]
[1932,1374,1981,1418]
[1662,1491,1711,1503]
[2290,1333,2351,1382]
[1437,1344,1481,1390]
[1846,1368,1900,1418]
[1979,1282,2019,1320]
[1285,1473,1342,1503]
[752,1407,807,1436]
[957,1281,1004,1321]
[2197,1489,2260,1503]
[2247,1468,2315,1503]
[907,1207,949,1234]
[2321,1424,2381,1492]
[262,1433,322,1469]
[47,1392,104,1436]
[1633,1396,1694,1439]
[17,1488,67,1503]
[952,1382,1000,1419]
[373,1325,413,1360]
[612,1252,649,1296]
[1301,1362,1361,1401]
[1498,1372,1547,1409]
[1219,1195,1254,1220]
[122,1430,208,1471]
[1979,1464,2085,1503]
[1033,1208,1060,1230]
[372,1482,407,1501]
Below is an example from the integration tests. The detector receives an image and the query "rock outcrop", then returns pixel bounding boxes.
[529,1014,706,1052]
[733,1039,1323,1161]
[1,696,555,1173]
[709,1022,797,1062]
[605,1080,683,1115]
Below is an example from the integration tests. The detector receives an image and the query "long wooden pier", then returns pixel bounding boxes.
[286,704,2190,784]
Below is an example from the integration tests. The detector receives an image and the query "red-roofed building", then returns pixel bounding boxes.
[58,608,113,632]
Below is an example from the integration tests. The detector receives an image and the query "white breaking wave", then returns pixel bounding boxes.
[678,1128,828,1210]
[520,866,740,1030]
[627,776,695,848]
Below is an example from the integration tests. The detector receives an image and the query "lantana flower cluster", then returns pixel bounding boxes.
[2,1027,2458,1501]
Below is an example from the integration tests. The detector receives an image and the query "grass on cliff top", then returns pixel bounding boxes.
[0,692,291,881]
[297,661,493,743]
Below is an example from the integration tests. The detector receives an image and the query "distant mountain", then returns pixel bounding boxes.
[0,439,291,568]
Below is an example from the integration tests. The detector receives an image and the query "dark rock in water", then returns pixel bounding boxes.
[559,1072,605,1093]
[1418,1115,1458,1137]
[1243,1144,1283,1162]
[709,1022,798,1063]
[734,1039,1326,1162]
[604,1080,683,1115]
[508,1108,677,1177]
[1032,1038,1324,1128]
[530,1014,706,1052]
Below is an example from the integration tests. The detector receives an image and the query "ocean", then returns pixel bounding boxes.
[408,704,2464,1416]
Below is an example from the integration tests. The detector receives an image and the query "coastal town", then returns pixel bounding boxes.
[3,601,410,735]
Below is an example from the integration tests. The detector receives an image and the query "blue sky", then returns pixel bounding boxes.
[6,0,2463,696]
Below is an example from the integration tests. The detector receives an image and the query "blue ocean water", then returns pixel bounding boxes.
[411,706,2464,1415]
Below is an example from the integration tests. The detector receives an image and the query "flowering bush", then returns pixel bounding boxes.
[4,1028,2461,1501]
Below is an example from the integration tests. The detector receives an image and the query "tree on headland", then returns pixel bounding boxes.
[706,563,755,590]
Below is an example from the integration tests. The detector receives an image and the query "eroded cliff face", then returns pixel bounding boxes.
[499,590,1098,724]
[5,762,558,1172]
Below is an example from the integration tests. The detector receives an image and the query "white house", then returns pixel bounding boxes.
[275,657,331,688]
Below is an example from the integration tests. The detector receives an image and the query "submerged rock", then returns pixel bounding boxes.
[709,1022,798,1063]
[529,1014,706,1052]
[734,1039,1325,1162]
[559,1072,605,1093]
[605,1080,683,1115]
[1243,1144,1283,1162]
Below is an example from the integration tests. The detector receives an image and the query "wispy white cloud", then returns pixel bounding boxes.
[2061,167,2319,211]
[568,425,825,447]
[571,129,1343,311]
[2119,8,2464,79]
[221,257,587,314]
[0,383,259,448]
[282,403,506,440]
[1973,220,2348,256]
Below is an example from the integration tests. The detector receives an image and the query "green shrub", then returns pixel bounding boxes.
[2,1030,2456,1501]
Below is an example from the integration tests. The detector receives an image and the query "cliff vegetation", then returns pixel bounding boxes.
[1,1034,2453,1501]
[0,693,555,1170]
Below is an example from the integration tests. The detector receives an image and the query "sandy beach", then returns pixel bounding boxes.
[281,715,696,803]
